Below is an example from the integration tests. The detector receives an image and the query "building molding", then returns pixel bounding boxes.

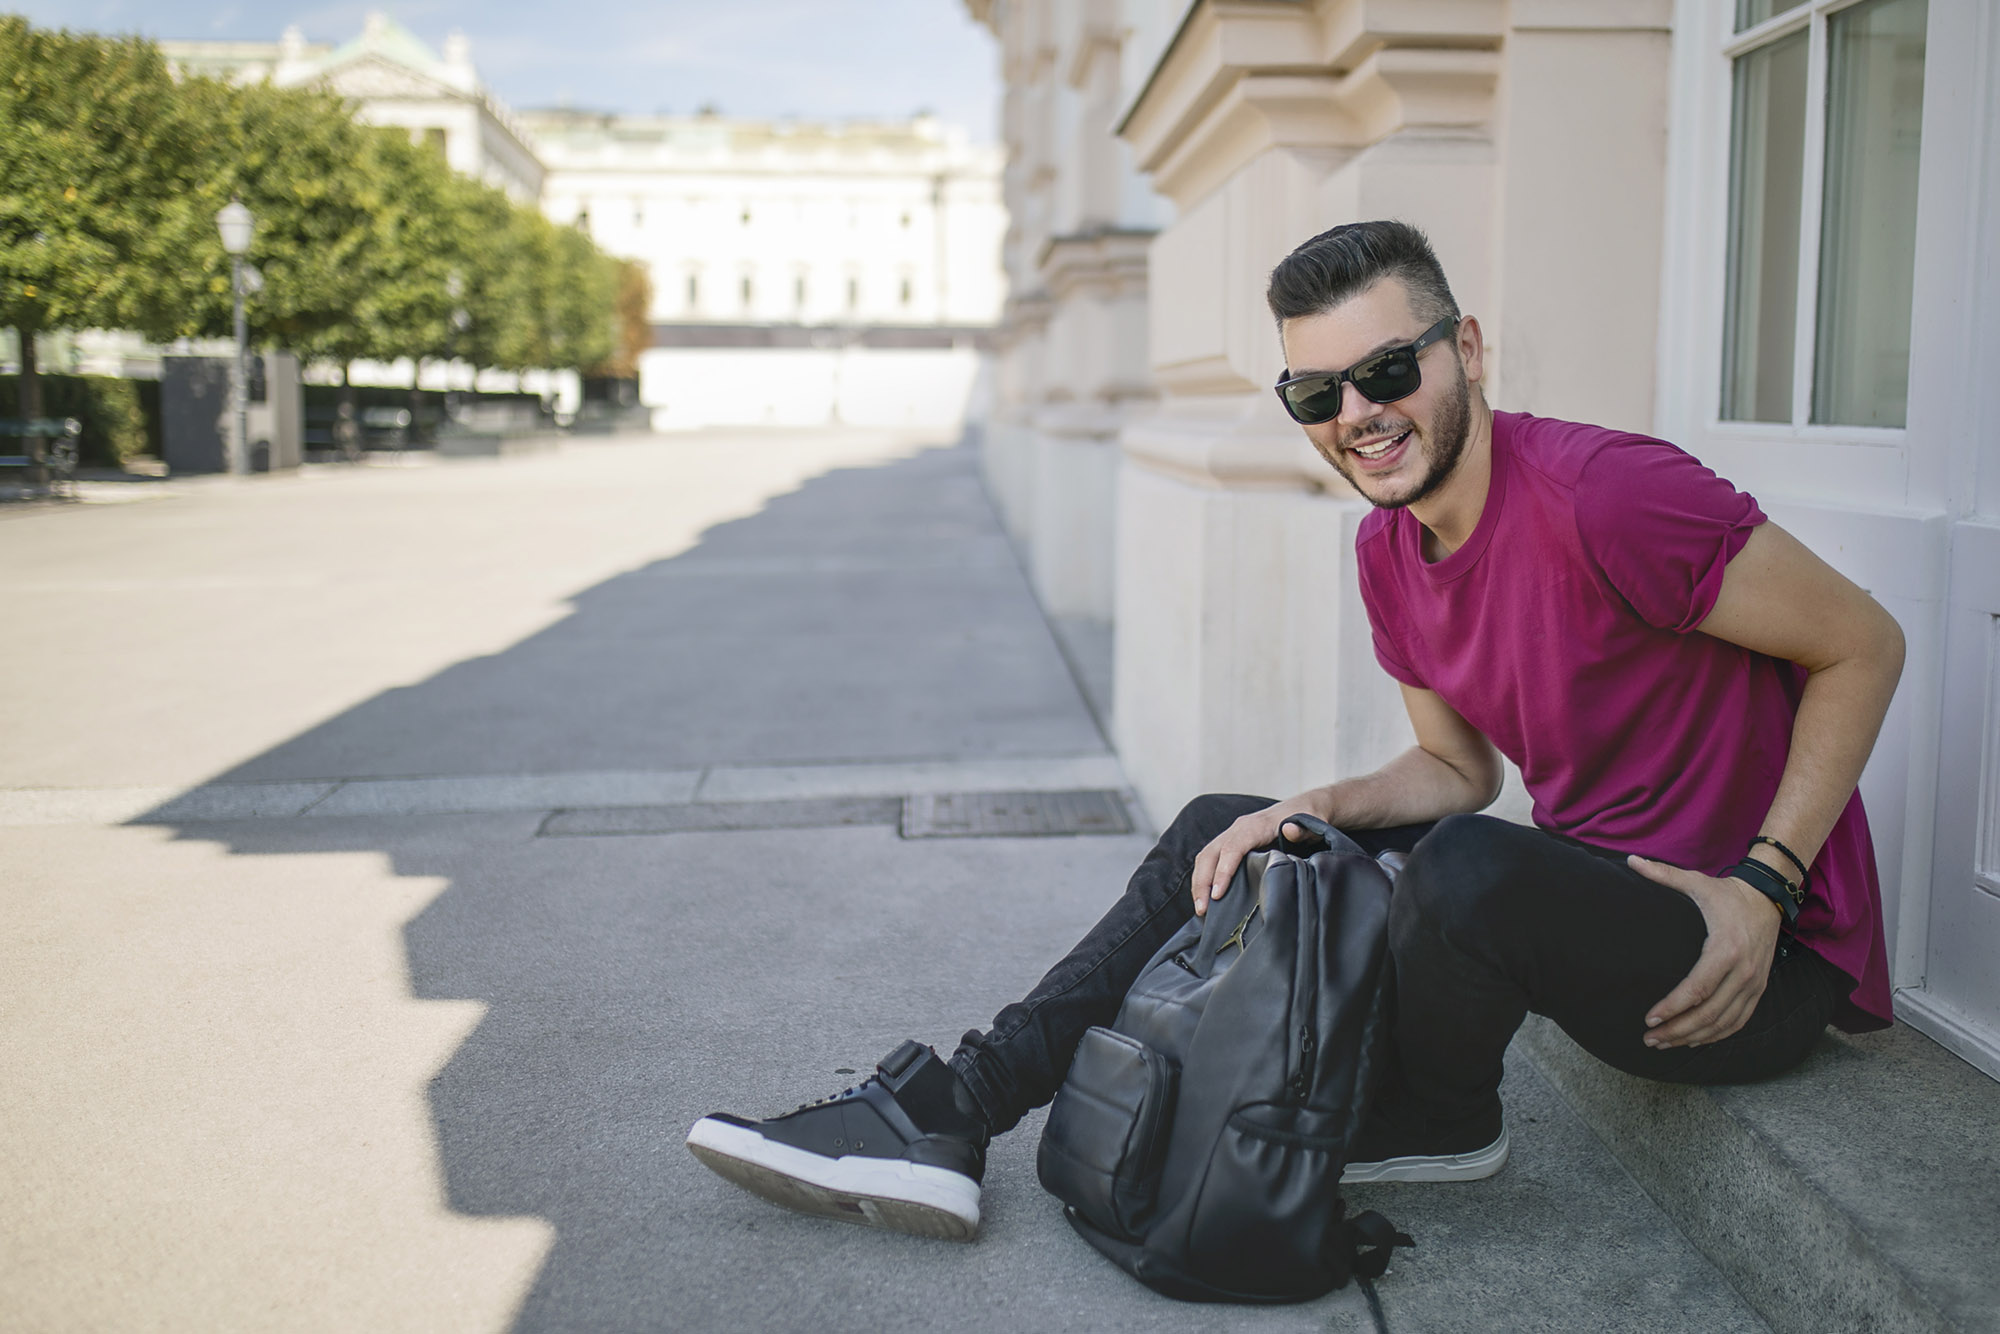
[1118,0,1503,206]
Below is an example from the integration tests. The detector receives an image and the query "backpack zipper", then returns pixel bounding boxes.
[1289,853,1319,1103]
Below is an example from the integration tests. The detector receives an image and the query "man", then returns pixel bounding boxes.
[686,220,1903,1242]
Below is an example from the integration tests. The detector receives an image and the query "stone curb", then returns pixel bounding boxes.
[1515,1016,1963,1334]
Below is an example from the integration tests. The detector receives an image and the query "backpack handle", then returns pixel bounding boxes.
[1276,812,1367,858]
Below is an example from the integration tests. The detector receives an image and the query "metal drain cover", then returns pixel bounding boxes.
[901,789,1132,839]
[541,796,902,837]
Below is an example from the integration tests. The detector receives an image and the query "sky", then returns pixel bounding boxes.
[18,0,1001,140]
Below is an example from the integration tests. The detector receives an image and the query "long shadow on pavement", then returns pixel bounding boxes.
[132,442,1334,1333]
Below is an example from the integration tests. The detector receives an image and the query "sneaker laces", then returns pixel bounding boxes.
[787,1075,877,1116]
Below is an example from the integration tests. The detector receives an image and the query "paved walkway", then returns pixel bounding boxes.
[0,433,1765,1332]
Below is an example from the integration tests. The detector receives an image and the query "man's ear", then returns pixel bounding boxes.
[1455,315,1486,386]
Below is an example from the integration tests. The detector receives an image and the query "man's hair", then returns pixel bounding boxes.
[1265,220,1460,328]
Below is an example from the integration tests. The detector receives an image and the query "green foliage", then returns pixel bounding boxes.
[0,17,203,340]
[0,372,150,465]
[168,78,380,355]
[0,17,624,376]
[597,259,654,379]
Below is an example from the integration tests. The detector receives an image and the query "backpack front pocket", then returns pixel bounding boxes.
[1036,1025,1179,1239]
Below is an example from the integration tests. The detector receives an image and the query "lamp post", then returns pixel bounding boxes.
[216,199,255,475]
[446,269,468,423]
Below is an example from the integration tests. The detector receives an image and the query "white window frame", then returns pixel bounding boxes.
[1656,0,1953,505]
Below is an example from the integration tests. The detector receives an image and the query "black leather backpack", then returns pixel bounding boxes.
[1035,814,1412,1303]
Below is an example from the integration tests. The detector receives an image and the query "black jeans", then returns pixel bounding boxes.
[951,794,1850,1136]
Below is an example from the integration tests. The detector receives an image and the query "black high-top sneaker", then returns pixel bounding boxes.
[686,1040,990,1240]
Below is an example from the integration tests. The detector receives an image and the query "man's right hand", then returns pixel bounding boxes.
[1190,795,1332,917]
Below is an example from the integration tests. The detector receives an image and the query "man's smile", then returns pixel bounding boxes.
[1346,427,1414,469]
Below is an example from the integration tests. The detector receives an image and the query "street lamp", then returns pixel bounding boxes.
[446,269,468,422]
[216,199,255,475]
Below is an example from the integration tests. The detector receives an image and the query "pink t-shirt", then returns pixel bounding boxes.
[1356,411,1891,1031]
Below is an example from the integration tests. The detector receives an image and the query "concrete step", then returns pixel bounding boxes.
[1516,1015,2000,1334]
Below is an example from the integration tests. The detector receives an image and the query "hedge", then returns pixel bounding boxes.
[0,374,152,467]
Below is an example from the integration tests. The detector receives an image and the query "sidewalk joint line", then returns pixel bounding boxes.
[295,781,345,816]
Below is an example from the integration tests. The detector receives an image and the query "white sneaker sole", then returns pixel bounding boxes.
[1341,1124,1511,1184]
[686,1116,981,1241]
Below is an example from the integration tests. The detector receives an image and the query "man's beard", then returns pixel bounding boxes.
[1337,358,1471,511]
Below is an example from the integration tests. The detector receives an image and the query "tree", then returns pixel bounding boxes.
[593,258,653,380]
[0,19,202,425]
[2,15,628,443]
[349,127,465,371]
[546,223,618,375]
[444,173,535,375]
[162,78,379,364]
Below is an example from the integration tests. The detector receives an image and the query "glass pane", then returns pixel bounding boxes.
[1721,30,1810,423]
[1813,0,1928,428]
[1736,0,1807,33]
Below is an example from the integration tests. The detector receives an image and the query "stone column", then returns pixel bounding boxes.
[969,0,1168,644]
[1030,228,1153,621]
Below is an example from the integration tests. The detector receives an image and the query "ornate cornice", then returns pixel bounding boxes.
[1037,227,1155,302]
[1117,0,1504,208]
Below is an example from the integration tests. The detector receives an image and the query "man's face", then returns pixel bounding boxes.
[1279,279,1477,511]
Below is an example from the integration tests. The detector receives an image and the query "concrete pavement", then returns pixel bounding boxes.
[0,432,1766,1332]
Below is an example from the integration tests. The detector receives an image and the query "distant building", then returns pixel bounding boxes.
[525,107,1004,429]
[150,12,1005,430]
[160,15,544,201]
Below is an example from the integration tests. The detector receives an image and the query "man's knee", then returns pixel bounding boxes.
[1391,813,1529,942]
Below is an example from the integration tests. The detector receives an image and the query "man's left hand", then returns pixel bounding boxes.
[1630,855,1783,1049]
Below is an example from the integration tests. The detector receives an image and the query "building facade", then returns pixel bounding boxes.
[162,15,545,202]
[971,0,2000,1082]
[523,109,1005,431]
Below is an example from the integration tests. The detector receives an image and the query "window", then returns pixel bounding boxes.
[794,275,807,310]
[685,273,699,311]
[741,274,754,309]
[1720,0,1928,428]
[846,276,860,311]
[899,277,913,307]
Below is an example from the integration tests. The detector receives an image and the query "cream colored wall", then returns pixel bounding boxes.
[1491,15,1671,431]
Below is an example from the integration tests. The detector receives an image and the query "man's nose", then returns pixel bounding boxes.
[1335,380,1376,427]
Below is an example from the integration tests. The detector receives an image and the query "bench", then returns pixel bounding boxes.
[360,406,413,452]
[0,417,82,495]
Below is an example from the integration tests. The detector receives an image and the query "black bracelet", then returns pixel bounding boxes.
[1729,859,1803,926]
[1750,835,1811,886]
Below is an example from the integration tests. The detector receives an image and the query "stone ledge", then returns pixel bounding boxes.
[1120,395,1356,491]
[1515,1015,2000,1334]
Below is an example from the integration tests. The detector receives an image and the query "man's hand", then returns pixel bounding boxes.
[1630,855,1783,1049]
[1189,797,1329,917]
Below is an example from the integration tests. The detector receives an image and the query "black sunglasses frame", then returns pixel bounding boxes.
[1273,316,1459,425]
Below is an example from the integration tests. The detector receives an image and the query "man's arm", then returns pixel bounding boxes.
[1635,520,1905,1048]
[1191,684,1502,916]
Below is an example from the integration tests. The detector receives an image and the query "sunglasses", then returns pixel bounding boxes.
[1273,316,1459,425]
